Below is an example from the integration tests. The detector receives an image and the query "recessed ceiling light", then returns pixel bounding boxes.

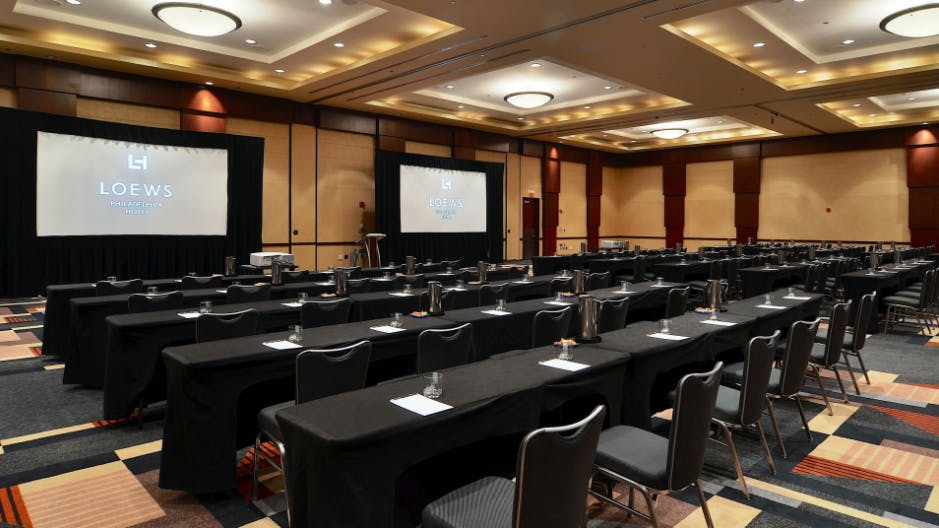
[204,81,214,85]
[924,122,930,125]
[651,128,689,139]
[274,69,285,73]
[530,62,542,68]
[66,0,81,4]
[319,0,333,4]
[852,103,862,107]
[869,113,877,117]
[794,0,805,2]
[516,117,525,121]
[603,85,613,90]
[152,3,242,37]
[881,5,939,38]
[908,96,917,101]
[245,38,256,45]
[446,84,455,89]
[583,105,591,109]
[334,42,345,47]
[504,92,554,109]
[631,140,637,143]
[145,43,157,48]
[457,105,465,109]
[753,42,766,47]
[796,69,808,74]
[842,39,855,45]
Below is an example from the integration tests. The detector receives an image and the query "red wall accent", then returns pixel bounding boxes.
[734,158,761,243]
[542,156,561,255]
[663,163,685,247]
[180,112,225,133]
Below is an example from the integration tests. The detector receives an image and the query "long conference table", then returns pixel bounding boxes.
[272,289,822,528]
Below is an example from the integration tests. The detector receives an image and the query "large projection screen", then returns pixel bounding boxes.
[36,132,228,236]
[399,164,487,233]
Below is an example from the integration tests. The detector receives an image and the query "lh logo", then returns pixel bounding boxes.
[441,178,452,190]
[128,154,148,171]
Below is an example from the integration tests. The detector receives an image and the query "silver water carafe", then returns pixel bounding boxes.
[334,268,349,296]
[808,246,816,261]
[576,295,601,343]
[706,279,729,312]
[477,260,488,283]
[895,248,903,266]
[427,281,444,315]
[271,258,285,285]
[573,269,586,294]
[777,249,786,265]
[224,256,236,276]
[870,252,881,271]
[406,256,416,275]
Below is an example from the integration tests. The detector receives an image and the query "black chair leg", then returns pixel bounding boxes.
[765,397,787,459]
[793,395,813,442]
[695,480,715,528]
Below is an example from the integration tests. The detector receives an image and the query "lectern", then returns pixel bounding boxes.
[365,233,386,267]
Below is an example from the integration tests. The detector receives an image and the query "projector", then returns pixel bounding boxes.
[600,240,626,249]
[249,252,295,267]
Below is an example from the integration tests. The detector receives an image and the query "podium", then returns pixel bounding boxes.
[365,233,386,267]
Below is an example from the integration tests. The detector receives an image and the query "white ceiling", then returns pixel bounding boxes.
[1,0,937,151]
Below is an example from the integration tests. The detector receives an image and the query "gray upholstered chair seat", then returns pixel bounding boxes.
[808,342,827,364]
[595,425,669,490]
[421,476,514,528]
[711,385,745,423]
[814,328,854,346]
[257,400,292,442]
[720,363,782,396]
[882,295,920,306]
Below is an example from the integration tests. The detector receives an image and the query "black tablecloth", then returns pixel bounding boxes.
[159,316,456,493]
[276,345,630,528]
[841,260,934,332]
[738,264,808,298]
[724,289,823,338]
[652,261,712,283]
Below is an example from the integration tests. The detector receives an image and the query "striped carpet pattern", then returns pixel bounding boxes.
[0,294,937,527]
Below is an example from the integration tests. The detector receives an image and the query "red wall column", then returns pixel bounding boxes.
[542,147,561,255]
[663,162,685,248]
[586,151,602,251]
[907,127,939,248]
[734,157,760,243]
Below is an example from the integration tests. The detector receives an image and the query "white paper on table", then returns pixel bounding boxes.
[544,301,572,306]
[445,287,467,292]
[389,292,414,297]
[878,270,898,274]
[314,281,334,286]
[785,296,813,300]
[174,279,182,283]
[372,277,394,282]
[649,284,671,288]
[263,340,302,350]
[647,333,689,340]
[756,304,787,310]
[281,302,303,308]
[701,319,737,326]
[539,358,590,371]
[761,268,779,271]
[614,290,637,294]
[370,325,406,333]
[481,309,512,316]
[390,394,453,416]
[177,312,201,319]
[513,280,531,284]
[216,289,228,293]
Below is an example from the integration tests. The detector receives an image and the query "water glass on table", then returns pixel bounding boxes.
[496,298,507,312]
[391,312,403,328]
[288,324,303,344]
[422,371,443,399]
[199,300,213,314]
[658,318,671,334]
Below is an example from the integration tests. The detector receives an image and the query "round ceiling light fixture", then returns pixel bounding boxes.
[504,91,554,109]
[650,128,689,139]
[152,3,242,37]
[880,4,939,38]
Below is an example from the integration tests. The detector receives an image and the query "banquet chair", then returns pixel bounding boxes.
[95,278,143,296]
[632,255,647,283]
[590,363,722,528]
[549,278,572,296]
[532,307,573,347]
[252,341,371,512]
[597,297,629,333]
[586,271,612,290]
[417,323,475,372]
[181,275,224,290]
[335,266,362,279]
[479,283,508,306]
[422,405,605,528]
[300,298,352,328]
[441,259,462,270]
[884,269,936,334]
[723,319,820,458]
[226,284,272,303]
[709,331,779,497]
[346,278,371,293]
[664,287,689,319]
[395,273,426,289]
[127,291,184,313]
[807,301,852,415]
[281,270,310,284]
[195,309,259,343]
[817,291,877,393]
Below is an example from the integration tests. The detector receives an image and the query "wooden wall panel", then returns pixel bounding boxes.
[316,244,361,269]
[909,188,939,229]
[15,59,80,93]
[291,124,317,269]
[180,112,225,132]
[599,165,665,238]
[0,87,16,108]
[17,88,75,116]
[80,71,178,108]
[504,153,522,260]
[405,141,452,158]
[76,99,180,129]
[685,160,735,239]
[735,194,760,228]
[908,146,939,187]
[559,161,587,239]
[733,158,761,193]
[227,118,290,245]
[319,107,376,135]
[316,130,375,264]
[520,155,542,199]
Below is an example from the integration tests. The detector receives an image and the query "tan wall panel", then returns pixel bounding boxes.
[405,141,451,158]
[76,98,179,129]
[504,153,522,260]
[600,165,665,238]
[559,161,587,238]
[291,124,316,246]
[520,155,542,199]
[685,160,735,239]
[291,245,317,270]
[227,118,291,246]
[0,87,16,108]
[316,130,375,253]
[760,149,909,242]
[316,244,361,269]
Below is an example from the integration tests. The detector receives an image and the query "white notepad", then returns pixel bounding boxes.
[389,292,414,297]
[761,268,779,271]
[370,325,406,333]
[263,340,302,350]
[647,333,689,340]
[539,358,590,371]
[614,290,637,294]
[650,284,671,288]
[446,287,467,292]
[481,309,512,316]
[216,289,228,293]
[390,394,452,416]
[281,302,303,308]
[701,319,737,326]
[756,304,787,310]
[544,301,572,306]
[314,281,334,286]
[513,280,531,284]
[177,312,201,319]
[784,295,813,301]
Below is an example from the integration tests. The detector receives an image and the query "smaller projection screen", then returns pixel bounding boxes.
[36,132,229,236]
[399,164,488,233]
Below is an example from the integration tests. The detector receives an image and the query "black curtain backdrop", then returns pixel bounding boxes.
[375,151,503,264]
[0,107,263,297]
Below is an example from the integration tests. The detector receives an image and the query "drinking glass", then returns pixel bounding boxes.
[558,343,573,361]
[107,276,117,283]
[404,284,413,294]
[288,324,303,343]
[147,286,158,295]
[656,277,664,286]
[456,279,465,289]
[620,280,629,292]
[555,291,563,302]
[199,300,213,314]
[763,294,773,305]
[391,312,403,328]
[422,372,443,399]
[658,319,671,334]
[383,272,392,279]
[497,298,507,312]
[786,287,795,297]
[298,292,309,304]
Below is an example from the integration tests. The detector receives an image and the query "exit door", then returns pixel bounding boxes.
[522,198,539,259]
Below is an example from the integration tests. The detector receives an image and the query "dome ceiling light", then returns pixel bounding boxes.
[504,91,554,109]
[650,128,689,139]
[880,4,939,38]
[152,3,242,37]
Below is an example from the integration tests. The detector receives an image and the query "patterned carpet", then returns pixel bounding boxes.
[1,296,938,527]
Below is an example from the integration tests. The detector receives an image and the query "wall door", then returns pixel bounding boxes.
[522,197,539,259]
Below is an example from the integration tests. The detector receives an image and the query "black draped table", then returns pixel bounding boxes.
[159,316,456,493]
[840,259,935,332]
[653,260,713,283]
[738,263,809,299]
[276,345,630,528]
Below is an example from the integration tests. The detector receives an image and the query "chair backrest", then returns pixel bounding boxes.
[295,341,371,404]
[300,298,352,328]
[127,291,184,313]
[479,283,508,305]
[195,309,259,343]
[346,278,371,293]
[181,275,224,290]
[596,297,629,333]
[737,331,781,425]
[336,266,362,279]
[417,323,475,372]
[666,362,723,491]
[816,263,829,292]
[918,269,936,308]
[778,319,821,396]
[513,405,606,528]
[708,259,723,280]
[395,273,426,289]
[549,278,572,295]
[802,264,818,292]
[822,301,851,367]
[282,270,310,284]
[95,279,144,296]
[532,307,573,347]
[851,291,877,350]
[441,259,462,269]
[633,256,646,282]
[665,287,689,318]
[586,271,611,290]
[226,283,272,304]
